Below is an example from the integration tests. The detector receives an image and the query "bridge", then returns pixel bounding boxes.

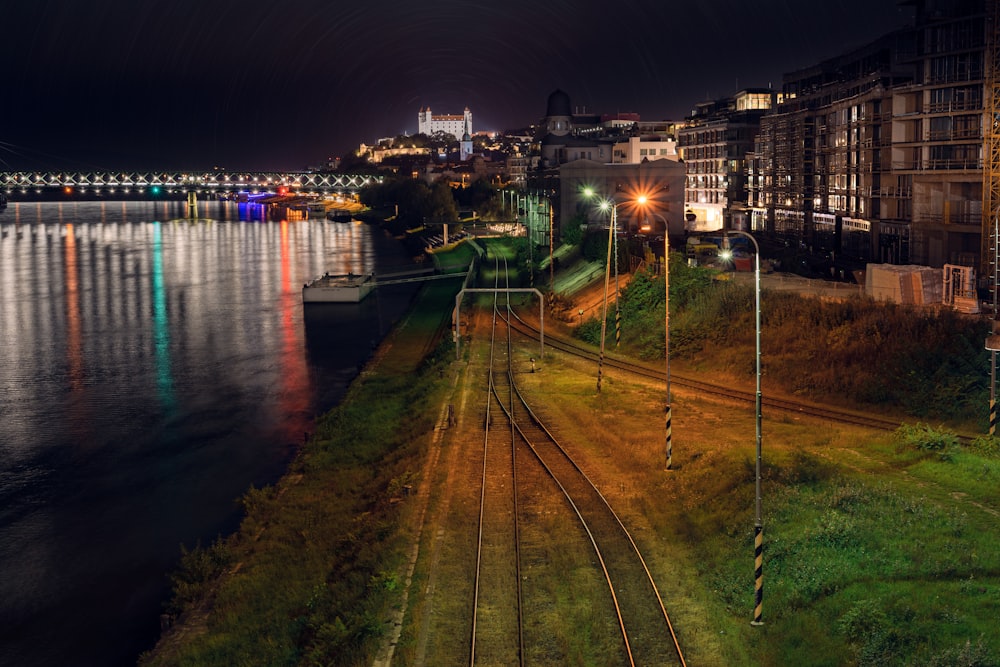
[0,170,382,198]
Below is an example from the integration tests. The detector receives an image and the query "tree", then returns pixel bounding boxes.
[454,180,496,215]
[428,131,457,152]
[426,181,458,223]
[561,212,586,246]
[336,149,376,174]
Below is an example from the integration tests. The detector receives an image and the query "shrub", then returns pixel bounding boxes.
[893,423,960,460]
[165,537,232,615]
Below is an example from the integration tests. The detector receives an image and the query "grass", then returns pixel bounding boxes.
[139,279,461,666]
[512,335,1000,666]
[143,239,1000,666]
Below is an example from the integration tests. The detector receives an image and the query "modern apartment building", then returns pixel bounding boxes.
[892,0,989,268]
[679,89,777,232]
[748,0,992,270]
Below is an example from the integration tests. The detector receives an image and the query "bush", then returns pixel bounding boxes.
[165,537,232,615]
[601,264,989,426]
[893,423,960,461]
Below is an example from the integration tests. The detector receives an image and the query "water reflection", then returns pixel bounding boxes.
[0,201,419,666]
[151,222,176,412]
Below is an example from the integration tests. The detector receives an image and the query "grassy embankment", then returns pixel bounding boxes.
[140,258,466,665]
[143,239,1000,666]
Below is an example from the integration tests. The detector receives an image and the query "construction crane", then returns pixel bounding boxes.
[984,0,1000,435]
[984,0,1000,293]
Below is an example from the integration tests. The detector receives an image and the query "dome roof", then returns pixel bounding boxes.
[545,89,572,118]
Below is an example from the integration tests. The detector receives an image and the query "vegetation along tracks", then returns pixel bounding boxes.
[508,315,909,433]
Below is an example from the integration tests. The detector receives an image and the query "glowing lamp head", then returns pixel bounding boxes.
[637,195,648,205]
[720,235,732,260]
[582,186,595,198]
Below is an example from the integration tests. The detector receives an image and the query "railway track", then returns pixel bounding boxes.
[469,259,686,665]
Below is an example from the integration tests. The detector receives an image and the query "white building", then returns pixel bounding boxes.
[612,136,679,163]
[417,107,473,140]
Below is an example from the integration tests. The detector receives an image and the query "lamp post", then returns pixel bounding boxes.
[637,194,673,470]
[645,208,673,471]
[722,229,764,626]
[596,200,616,392]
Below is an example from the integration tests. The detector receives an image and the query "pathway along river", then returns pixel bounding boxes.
[0,200,422,666]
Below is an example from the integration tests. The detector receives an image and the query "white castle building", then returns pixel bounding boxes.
[417,107,472,140]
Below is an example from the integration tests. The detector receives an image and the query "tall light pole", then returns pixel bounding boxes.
[596,201,616,392]
[644,206,673,471]
[722,229,764,626]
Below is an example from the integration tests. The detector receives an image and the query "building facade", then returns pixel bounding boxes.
[749,0,992,270]
[417,107,473,140]
[679,89,777,232]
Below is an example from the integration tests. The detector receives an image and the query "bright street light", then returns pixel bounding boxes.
[721,229,764,626]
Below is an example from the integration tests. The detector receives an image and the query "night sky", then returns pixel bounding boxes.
[3,0,914,172]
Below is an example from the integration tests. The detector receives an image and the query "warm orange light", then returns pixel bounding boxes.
[637,195,648,205]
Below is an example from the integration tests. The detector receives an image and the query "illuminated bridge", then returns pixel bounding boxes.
[0,170,382,199]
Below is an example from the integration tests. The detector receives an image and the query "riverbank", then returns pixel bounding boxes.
[138,241,603,664]
[140,241,1000,665]
[139,273,463,664]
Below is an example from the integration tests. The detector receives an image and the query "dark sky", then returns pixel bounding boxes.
[2,0,914,172]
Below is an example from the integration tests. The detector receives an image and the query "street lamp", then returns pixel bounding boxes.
[581,185,622,393]
[642,205,673,471]
[720,229,764,626]
[596,199,616,392]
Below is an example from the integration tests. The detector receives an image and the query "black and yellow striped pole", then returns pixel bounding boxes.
[664,232,672,471]
[987,336,999,435]
[753,524,763,625]
[665,404,672,471]
[725,230,764,626]
[991,390,997,437]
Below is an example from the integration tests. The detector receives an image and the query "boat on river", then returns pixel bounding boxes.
[326,208,353,223]
[302,271,376,303]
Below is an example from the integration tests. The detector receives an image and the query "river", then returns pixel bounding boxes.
[0,200,421,666]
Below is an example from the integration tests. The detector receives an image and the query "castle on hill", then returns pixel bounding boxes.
[417,107,472,140]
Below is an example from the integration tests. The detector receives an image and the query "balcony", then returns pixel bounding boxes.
[926,99,983,114]
[927,128,982,142]
[891,158,982,171]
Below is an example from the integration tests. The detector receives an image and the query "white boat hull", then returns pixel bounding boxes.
[302,272,375,303]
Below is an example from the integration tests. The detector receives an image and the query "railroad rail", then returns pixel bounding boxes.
[469,259,686,665]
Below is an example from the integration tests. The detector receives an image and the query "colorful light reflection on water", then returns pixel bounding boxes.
[0,200,420,666]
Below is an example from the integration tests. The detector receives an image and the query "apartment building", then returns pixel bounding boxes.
[679,89,777,232]
[749,0,991,270]
[891,0,989,268]
[750,34,911,261]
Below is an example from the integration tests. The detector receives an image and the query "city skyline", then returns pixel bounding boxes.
[4,0,914,172]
